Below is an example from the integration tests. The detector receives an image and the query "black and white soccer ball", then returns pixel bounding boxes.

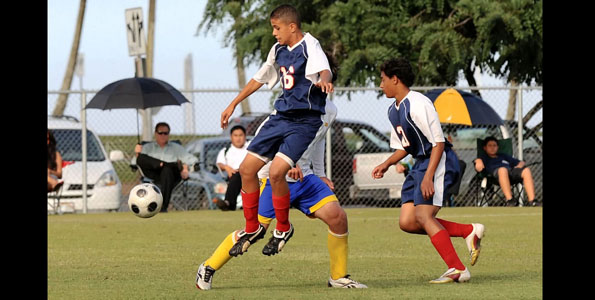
[128,183,163,218]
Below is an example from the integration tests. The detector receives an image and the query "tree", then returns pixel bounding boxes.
[196,0,257,114]
[52,0,86,116]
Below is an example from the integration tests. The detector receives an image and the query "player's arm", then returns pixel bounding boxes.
[315,69,334,93]
[221,79,264,129]
[372,149,409,179]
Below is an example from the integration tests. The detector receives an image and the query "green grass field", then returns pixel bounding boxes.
[48,207,542,299]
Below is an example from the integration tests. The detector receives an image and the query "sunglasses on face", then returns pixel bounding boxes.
[157,131,170,135]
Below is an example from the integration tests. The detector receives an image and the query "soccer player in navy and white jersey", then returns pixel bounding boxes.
[220,4,334,257]
[196,100,367,290]
[371,58,485,284]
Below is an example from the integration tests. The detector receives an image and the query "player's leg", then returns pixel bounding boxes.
[196,222,272,290]
[268,156,293,232]
[398,202,425,234]
[314,202,366,288]
[262,158,295,256]
[227,155,267,257]
[285,175,366,288]
[415,204,469,283]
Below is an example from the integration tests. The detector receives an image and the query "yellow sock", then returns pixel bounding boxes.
[328,229,348,280]
[204,231,237,270]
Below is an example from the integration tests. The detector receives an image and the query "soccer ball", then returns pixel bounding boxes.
[128,183,163,218]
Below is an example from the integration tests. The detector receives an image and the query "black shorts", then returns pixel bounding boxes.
[493,166,526,183]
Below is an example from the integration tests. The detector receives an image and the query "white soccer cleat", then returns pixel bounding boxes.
[429,267,471,284]
[465,223,485,266]
[327,275,368,288]
[195,263,216,290]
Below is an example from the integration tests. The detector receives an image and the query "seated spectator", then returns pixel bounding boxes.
[131,122,198,212]
[215,125,250,211]
[473,136,541,206]
[48,130,64,192]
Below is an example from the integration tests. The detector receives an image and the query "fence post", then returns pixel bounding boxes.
[517,86,524,161]
[81,91,88,214]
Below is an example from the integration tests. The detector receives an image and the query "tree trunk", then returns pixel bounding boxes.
[463,63,481,98]
[236,48,251,114]
[235,14,250,115]
[52,0,86,116]
[506,80,518,121]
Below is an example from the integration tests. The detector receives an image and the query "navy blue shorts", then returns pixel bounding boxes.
[401,147,460,207]
[247,111,322,166]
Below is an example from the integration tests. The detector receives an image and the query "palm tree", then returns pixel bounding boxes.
[52,0,86,116]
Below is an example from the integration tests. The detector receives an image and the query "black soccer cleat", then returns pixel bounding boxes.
[228,224,266,257]
[262,223,294,256]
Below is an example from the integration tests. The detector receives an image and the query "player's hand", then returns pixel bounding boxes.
[372,163,388,179]
[221,105,236,129]
[315,81,334,94]
[320,177,334,190]
[421,176,435,200]
[287,166,304,181]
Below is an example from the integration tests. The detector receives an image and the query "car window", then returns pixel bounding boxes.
[51,129,106,161]
[358,128,390,151]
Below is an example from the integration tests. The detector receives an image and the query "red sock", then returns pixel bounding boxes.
[430,230,466,270]
[273,192,290,232]
[436,218,473,238]
[241,190,260,233]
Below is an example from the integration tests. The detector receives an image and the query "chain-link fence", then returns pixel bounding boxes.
[47,85,542,213]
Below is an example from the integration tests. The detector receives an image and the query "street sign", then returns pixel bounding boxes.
[125,7,147,56]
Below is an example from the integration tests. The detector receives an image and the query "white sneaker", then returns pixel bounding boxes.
[327,275,368,288]
[195,263,216,290]
[429,267,471,284]
[465,223,485,266]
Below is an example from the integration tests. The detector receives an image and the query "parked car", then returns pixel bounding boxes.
[169,136,248,210]
[48,115,124,213]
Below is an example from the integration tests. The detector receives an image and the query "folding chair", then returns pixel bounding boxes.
[129,140,189,211]
[47,182,64,215]
[473,138,524,207]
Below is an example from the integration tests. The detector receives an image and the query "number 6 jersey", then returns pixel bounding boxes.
[253,33,331,114]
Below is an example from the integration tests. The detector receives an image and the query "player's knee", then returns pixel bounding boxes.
[239,163,256,178]
[268,168,287,184]
[399,218,418,233]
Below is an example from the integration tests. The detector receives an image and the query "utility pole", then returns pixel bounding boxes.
[125,7,152,141]
[183,53,195,135]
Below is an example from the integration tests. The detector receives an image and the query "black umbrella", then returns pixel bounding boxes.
[85,77,190,142]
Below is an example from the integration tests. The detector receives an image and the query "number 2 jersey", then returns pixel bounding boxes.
[252,33,331,114]
[387,90,453,159]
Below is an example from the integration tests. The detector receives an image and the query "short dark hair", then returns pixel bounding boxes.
[270,4,301,28]
[483,136,498,147]
[380,58,415,88]
[155,122,170,132]
[230,125,246,135]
